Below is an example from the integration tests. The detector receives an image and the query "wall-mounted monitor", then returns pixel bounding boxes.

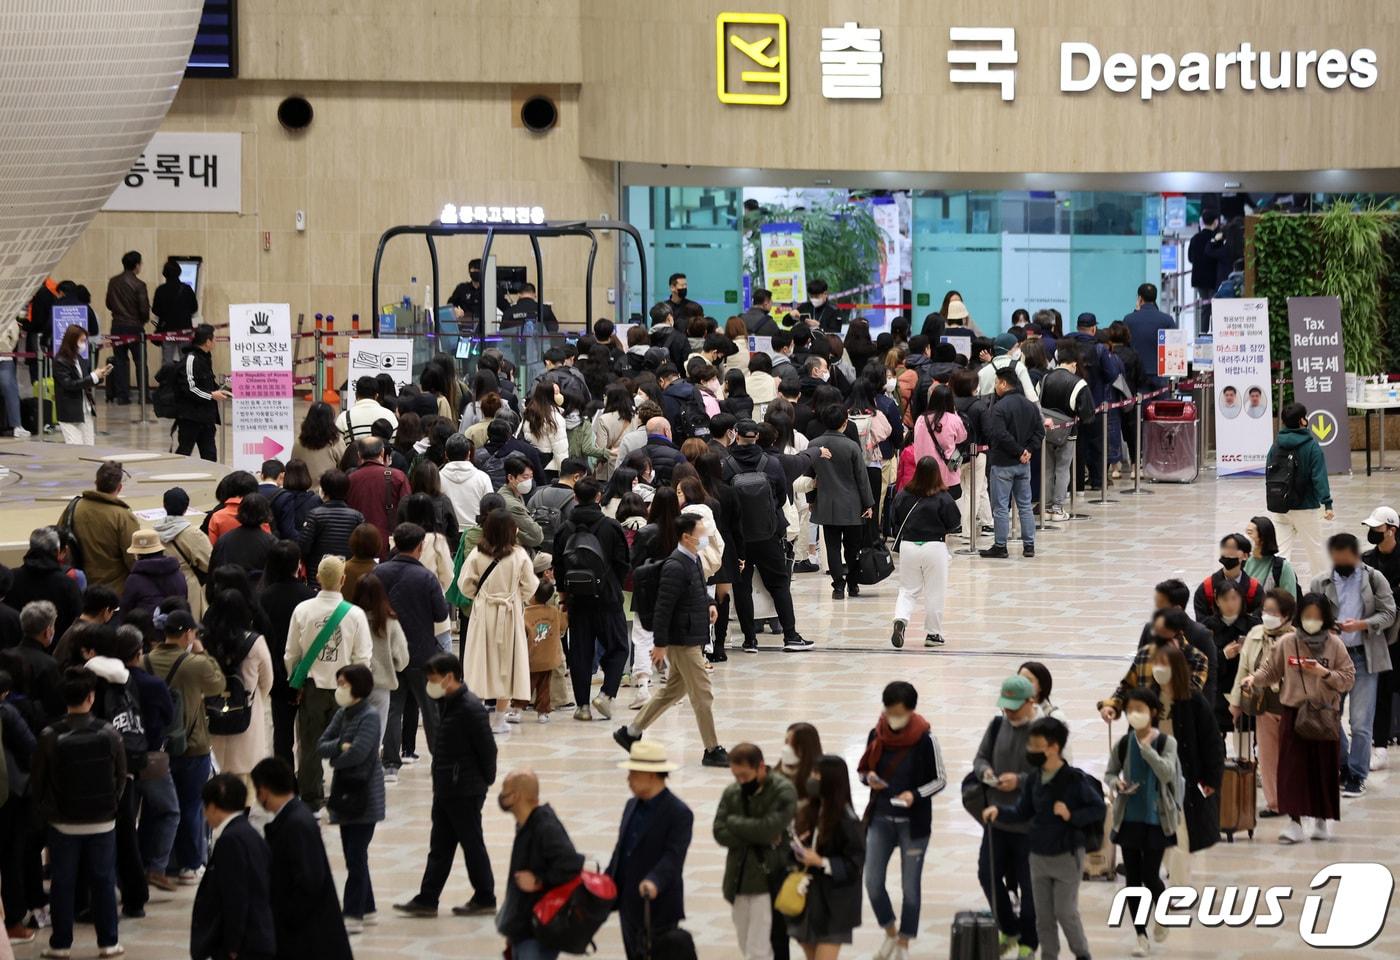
[186,0,238,78]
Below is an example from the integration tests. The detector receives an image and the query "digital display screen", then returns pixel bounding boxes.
[174,258,202,291]
[186,0,238,78]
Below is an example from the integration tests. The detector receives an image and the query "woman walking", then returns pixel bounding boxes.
[351,573,408,760]
[205,589,274,785]
[790,754,865,959]
[522,381,569,480]
[1241,592,1355,844]
[52,324,111,445]
[889,457,961,649]
[316,663,385,934]
[1228,588,1296,816]
[459,508,539,731]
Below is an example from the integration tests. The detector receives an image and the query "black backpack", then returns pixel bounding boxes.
[474,447,510,489]
[1265,445,1309,513]
[56,496,86,571]
[99,679,148,772]
[726,454,778,542]
[1050,766,1107,853]
[562,525,610,599]
[530,486,574,549]
[205,632,257,737]
[52,718,119,822]
[153,359,183,419]
[673,385,710,441]
[631,557,668,631]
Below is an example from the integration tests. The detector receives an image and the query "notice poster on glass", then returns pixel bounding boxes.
[1212,298,1272,477]
[51,305,89,358]
[1157,328,1189,378]
[228,303,294,473]
[760,222,807,306]
[347,338,414,392]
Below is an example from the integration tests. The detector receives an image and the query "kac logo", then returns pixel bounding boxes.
[1108,862,1394,948]
[249,310,272,335]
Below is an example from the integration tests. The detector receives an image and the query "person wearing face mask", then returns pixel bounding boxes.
[495,456,545,549]
[1202,581,1261,733]
[976,332,1037,399]
[312,664,385,934]
[789,754,865,958]
[1103,609,1213,724]
[1361,506,1400,771]
[1104,688,1183,957]
[713,743,798,960]
[1136,579,1216,656]
[1228,589,1297,818]
[858,682,944,960]
[967,676,1040,960]
[493,769,584,960]
[1306,532,1396,798]
[395,652,499,918]
[798,279,842,334]
[781,722,824,822]
[51,323,112,446]
[1192,533,1263,621]
[981,717,1104,960]
[1264,402,1334,579]
[1147,644,1223,884]
[1241,594,1355,843]
[448,257,511,337]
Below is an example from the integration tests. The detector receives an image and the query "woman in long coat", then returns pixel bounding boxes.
[204,588,274,778]
[459,506,538,733]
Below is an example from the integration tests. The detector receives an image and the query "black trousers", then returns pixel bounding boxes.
[733,537,797,640]
[568,602,628,707]
[822,524,862,589]
[1121,843,1167,935]
[175,419,217,460]
[0,794,38,920]
[977,827,1037,949]
[417,793,494,907]
[115,779,148,912]
[1373,640,1400,747]
[1076,412,1104,488]
[271,694,297,767]
[109,336,138,402]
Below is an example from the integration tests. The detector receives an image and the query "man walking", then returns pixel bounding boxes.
[1362,506,1400,769]
[395,652,498,918]
[174,324,229,461]
[808,404,874,599]
[1265,402,1334,579]
[1037,346,1094,523]
[494,769,586,960]
[981,369,1045,559]
[613,515,729,768]
[103,250,148,405]
[191,774,276,960]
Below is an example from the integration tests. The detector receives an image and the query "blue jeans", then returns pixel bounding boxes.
[989,463,1034,547]
[510,940,560,960]
[864,815,929,939]
[0,359,20,431]
[136,771,180,874]
[340,822,376,918]
[169,753,213,873]
[48,828,118,949]
[1339,646,1379,782]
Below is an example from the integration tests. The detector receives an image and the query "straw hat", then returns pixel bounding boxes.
[127,529,164,556]
[617,740,680,773]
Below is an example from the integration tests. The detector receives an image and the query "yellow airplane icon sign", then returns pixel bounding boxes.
[716,12,789,105]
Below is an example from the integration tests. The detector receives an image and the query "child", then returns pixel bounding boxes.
[524,581,566,723]
[983,716,1106,960]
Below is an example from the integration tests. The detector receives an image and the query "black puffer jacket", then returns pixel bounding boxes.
[297,500,365,574]
[431,686,497,799]
[652,547,711,648]
[553,502,630,606]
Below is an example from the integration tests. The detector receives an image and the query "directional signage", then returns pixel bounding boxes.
[1287,297,1351,474]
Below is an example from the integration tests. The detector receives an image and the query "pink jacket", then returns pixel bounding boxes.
[911,411,966,490]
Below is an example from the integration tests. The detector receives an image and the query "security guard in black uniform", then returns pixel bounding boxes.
[448,258,512,335]
[500,282,559,332]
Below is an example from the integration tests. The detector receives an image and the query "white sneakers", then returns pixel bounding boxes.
[537,712,551,724]
[11,426,29,439]
[874,934,899,960]
[591,695,614,720]
[1131,933,1151,957]
[1281,818,1334,842]
[1310,817,1332,841]
[628,682,651,710]
[1152,919,1168,943]
[1278,819,1305,844]
[1373,747,1389,770]
[505,710,522,724]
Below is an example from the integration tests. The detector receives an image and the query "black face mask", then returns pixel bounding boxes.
[1334,563,1357,578]
[1219,555,1241,570]
[675,288,688,300]
[497,795,512,813]
[740,779,760,797]
[1025,751,1047,768]
[469,271,482,282]
[1368,529,1387,545]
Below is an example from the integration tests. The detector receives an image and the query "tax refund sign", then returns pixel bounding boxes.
[228,303,294,472]
[1287,296,1351,473]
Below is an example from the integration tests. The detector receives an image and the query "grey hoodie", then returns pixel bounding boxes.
[972,714,1034,834]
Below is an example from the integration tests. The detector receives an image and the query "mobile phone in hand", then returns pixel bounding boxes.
[890,797,910,809]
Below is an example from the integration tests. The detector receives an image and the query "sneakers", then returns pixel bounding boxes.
[1023,543,1035,558]
[979,544,1010,559]
[1151,918,1168,943]
[1373,747,1389,770]
[1341,778,1366,798]
[344,917,364,935]
[363,912,379,926]
[6,925,34,944]
[925,634,945,647]
[177,867,203,886]
[741,637,758,654]
[874,934,900,960]
[782,636,814,653]
[39,949,71,959]
[591,695,614,720]
[702,745,730,767]
[1046,507,1069,522]
[537,712,551,724]
[1278,820,1305,844]
[383,768,399,784]
[613,726,642,753]
[628,683,651,709]
[998,933,1019,955]
[491,717,511,735]
[146,870,177,892]
[1311,817,1332,841]
[505,710,523,724]
[394,898,438,917]
[793,558,820,574]
[451,899,497,917]
[28,906,50,929]
[831,587,845,600]
[891,619,906,649]
[572,706,593,722]
[1131,933,1151,956]
[11,426,29,439]
[1017,946,1034,959]
[401,752,420,765]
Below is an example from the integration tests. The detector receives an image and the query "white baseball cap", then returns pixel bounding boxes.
[1362,506,1399,528]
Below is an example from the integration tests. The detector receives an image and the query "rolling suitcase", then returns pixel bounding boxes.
[1083,722,1118,880]
[950,910,999,960]
[1220,724,1257,842]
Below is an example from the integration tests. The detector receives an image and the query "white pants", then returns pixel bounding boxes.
[732,892,774,960]
[631,619,654,682]
[894,540,949,635]
[1268,507,1324,582]
[59,418,95,445]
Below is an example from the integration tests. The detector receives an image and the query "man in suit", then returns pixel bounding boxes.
[807,404,874,599]
[613,515,729,768]
[1121,282,1176,388]
[395,652,499,918]
[191,774,276,960]
[250,757,352,959]
[607,741,694,960]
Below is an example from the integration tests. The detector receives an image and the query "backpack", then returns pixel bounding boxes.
[726,454,778,542]
[153,359,183,418]
[630,556,668,631]
[529,486,574,549]
[1051,766,1107,853]
[1038,369,1085,448]
[909,363,936,420]
[673,385,711,441]
[562,525,610,599]
[99,679,148,771]
[1265,445,1310,513]
[1202,573,1260,612]
[474,447,509,489]
[52,718,119,822]
[57,496,86,571]
[532,869,618,953]
[147,652,190,756]
[205,633,257,737]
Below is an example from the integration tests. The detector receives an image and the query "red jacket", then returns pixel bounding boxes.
[345,463,411,559]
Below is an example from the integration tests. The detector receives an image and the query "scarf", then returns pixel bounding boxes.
[857,712,931,776]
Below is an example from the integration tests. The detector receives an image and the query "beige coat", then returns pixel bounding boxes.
[155,515,212,620]
[459,545,538,702]
[290,437,346,492]
[209,635,274,775]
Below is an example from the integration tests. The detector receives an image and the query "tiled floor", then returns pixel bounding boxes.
[15,407,1400,959]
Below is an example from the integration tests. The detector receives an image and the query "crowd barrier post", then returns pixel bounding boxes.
[314,321,325,402]
[1037,432,1048,532]
[1068,433,1084,520]
[37,353,50,443]
[1119,393,1152,496]
[308,313,324,402]
[324,314,340,407]
[1098,411,1117,505]
[351,312,361,338]
[136,333,148,421]
[955,450,981,556]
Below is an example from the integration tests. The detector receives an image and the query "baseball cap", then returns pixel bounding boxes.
[1076,312,1098,329]
[996,675,1035,711]
[735,419,760,438]
[1363,506,1399,528]
[992,332,1018,356]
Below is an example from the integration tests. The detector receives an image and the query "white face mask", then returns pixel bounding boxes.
[704,380,720,394]
[1220,613,1239,625]
[516,478,534,495]
[1126,710,1151,731]
[426,681,446,700]
[1301,618,1324,635]
[885,377,897,394]
[698,534,711,550]
[885,712,910,731]
[334,686,356,708]
[1150,664,1173,686]
[816,370,829,382]
[1261,613,1284,631]
[634,392,647,406]
[1005,710,1031,728]
[780,744,799,767]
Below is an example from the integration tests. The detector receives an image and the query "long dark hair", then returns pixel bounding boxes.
[616,492,648,524]
[647,486,682,555]
[352,573,396,638]
[299,401,340,450]
[409,460,442,497]
[723,367,748,399]
[925,384,956,436]
[905,456,947,496]
[785,721,823,802]
[601,467,639,508]
[479,508,518,560]
[523,381,559,437]
[202,589,254,661]
[603,382,635,420]
[812,754,855,854]
[57,324,86,364]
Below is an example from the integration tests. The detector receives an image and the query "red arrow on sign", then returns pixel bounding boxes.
[242,436,285,460]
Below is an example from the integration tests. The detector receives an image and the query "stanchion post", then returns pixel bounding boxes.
[1118,393,1153,496]
[37,352,49,443]
[955,450,981,556]
[1099,411,1110,504]
[315,325,325,402]
[1037,432,1048,531]
[1069,434,1079,518]
[324,314,341,407]
[137,333,148,420]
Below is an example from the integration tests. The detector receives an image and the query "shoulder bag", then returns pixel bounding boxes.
[1292,636,1341,741]
[289,601,352,690]
[327,712,370,821]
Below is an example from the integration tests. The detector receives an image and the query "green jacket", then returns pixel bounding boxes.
[1271,428,1332,510]
[567,418,609,466]
[713,769,797,902]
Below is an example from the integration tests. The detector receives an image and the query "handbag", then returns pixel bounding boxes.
[854,520,894,585]
[138,749,171,781]
[326,768,369,820]
[1292,636,1341,741]
[923,413,964,472]
[774,869,809,918]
